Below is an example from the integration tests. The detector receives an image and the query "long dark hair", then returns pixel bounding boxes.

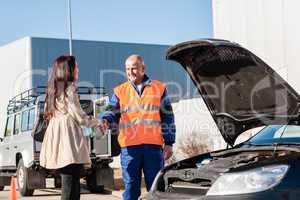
[44,55,77,120]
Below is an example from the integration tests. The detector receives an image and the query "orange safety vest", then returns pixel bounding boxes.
[114,80,165,147]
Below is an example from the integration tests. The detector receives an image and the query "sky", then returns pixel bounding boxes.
[0,0,212,46]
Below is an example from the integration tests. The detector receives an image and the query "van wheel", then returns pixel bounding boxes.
[86,171,104,193]
[0,186,4,191]
[54,177,62,188]
[17,159,34,196]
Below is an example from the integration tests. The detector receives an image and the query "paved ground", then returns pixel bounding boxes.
[0,170,149,199]
[0,179,123,200]
[0,187,122,200]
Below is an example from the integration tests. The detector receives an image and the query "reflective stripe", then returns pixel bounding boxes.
[120,104,160,113]
[119,119,161,129]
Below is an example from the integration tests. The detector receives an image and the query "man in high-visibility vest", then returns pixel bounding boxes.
[101,54,176,200]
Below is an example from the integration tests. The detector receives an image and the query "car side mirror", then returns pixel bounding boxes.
[0,138,3,142]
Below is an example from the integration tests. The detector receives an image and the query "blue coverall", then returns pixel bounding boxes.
[101,75,176,200]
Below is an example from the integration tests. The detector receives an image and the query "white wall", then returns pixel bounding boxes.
[172,97,226,151]
[0,37,32,136]
[213,0,300,93]
[110,97,226,168]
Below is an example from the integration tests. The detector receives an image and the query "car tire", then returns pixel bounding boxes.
[0,186,4,191]
[17,159,34,196]
[86,171,104,193]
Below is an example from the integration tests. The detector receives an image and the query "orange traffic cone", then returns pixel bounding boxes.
[9,176,17,200]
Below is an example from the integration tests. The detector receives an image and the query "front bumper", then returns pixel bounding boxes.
[147,190,298,200]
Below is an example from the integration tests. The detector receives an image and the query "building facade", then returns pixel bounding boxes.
[0,37,197,140]
[213,0,300,92]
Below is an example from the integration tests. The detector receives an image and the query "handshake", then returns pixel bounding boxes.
[82,118,109,138]
[97,119,109,133]
[93,119,109,139]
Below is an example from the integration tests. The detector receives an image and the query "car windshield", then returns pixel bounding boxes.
[245,125,300,145]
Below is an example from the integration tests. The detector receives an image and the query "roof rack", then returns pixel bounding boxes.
[7,86,106,114]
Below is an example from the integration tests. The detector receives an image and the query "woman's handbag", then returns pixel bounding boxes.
[32,115,48,142]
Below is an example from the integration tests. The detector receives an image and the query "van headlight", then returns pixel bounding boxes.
[206,164,289,196]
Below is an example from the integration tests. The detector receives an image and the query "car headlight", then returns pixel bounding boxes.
[206,164,289,196]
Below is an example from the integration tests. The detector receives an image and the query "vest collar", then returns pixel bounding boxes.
[129,74,151,96]
[130,74,151,85]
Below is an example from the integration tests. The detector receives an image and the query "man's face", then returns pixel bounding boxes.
[125,57,145,84]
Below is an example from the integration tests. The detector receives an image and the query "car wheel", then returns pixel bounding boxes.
[17,159,34,196]
[86,171,104,193]
[0,186,4,191]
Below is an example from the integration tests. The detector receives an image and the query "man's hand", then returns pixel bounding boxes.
[99,119,109,133]
[163,145,173,160]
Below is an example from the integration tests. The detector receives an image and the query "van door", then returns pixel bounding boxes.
[9,113,21,167]
[13,108,36,167]
[0,116,14,167]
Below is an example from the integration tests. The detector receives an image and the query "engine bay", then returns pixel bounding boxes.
[157,149,296,195]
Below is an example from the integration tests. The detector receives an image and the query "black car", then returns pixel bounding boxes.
[147,39,300,200]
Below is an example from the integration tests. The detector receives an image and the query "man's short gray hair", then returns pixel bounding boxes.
[126,54,145,65]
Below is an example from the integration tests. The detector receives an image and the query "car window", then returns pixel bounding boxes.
[235,127,264,145]
[21,110,29,131]
[28,108,36,130]
[5,116,14,137]
[247,125,300,145]
[14,114,21,135]
[278,126,300,138]
[247,125,282,144]
[273,126,286,138]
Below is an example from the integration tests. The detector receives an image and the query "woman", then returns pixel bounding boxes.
[40,55,101,200]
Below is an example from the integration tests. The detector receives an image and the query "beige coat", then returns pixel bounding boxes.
[40,84,100,169]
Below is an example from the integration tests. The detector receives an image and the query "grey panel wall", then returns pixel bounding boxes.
[30,37,196,99]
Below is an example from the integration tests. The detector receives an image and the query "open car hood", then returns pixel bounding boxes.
[166,39,300,146]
